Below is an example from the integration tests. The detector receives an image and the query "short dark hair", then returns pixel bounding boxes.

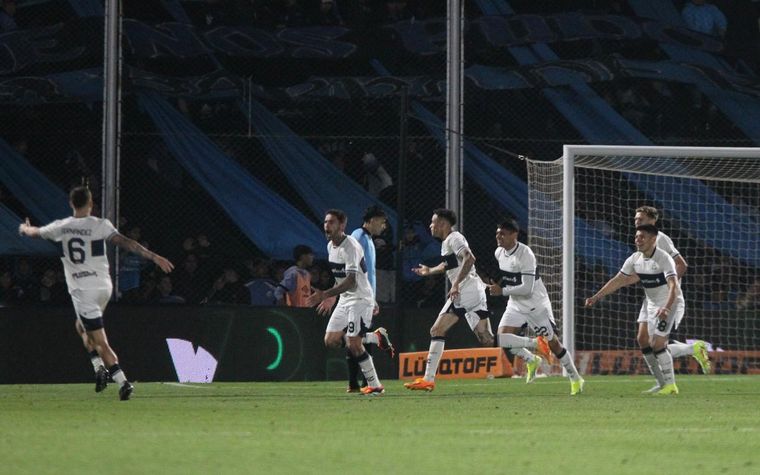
[635,224,658,236]
[362,205,386,223]
[69,186,92,209]
[326,208,347,224]
[498,218,519,233]
[293,245,313,262]
[635,206,659,222]
[433,208,456,226]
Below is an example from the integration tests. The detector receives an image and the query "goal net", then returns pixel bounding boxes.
[527,146,760,375]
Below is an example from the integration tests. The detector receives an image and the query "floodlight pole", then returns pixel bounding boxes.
[102,0,122,296]
[445,0,464,229]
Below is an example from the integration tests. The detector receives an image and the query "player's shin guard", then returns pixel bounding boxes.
[356,351,381,388]
[654,348,675,386]
[88,350,103,372]
[109,364,127,386]
[497,333,535,349]
[556,348,581,381]
[424,337,446,382]
[642,347,666,386]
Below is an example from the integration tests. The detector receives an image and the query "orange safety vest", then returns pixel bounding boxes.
[285,271,312,307]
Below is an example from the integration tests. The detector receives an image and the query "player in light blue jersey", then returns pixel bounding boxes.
[344,206,394,392]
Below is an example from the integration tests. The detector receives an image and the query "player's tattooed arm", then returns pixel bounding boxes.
[110,233,174,273]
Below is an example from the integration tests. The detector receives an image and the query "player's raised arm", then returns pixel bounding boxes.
[109,233,174,273]
[18,218,41,238]
[585,272,639,306]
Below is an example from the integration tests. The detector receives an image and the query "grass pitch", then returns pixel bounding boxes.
[1,375,759,475]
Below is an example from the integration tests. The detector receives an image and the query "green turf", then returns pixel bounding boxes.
[1,375,759,474]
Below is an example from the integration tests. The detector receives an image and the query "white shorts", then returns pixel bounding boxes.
[637,299,685,329]
[326,301,374,337]
[637,301,683,338]
[71,287,112,331]
[499,305,557,339]
[438,282,489,331]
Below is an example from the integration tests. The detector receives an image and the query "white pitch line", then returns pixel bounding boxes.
[162,382,215,389]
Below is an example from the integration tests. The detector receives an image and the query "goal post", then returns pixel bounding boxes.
[527,145,760,375]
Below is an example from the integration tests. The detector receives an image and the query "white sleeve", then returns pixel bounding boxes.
[450,233,469,257]
[657,233,679,258]
[659,253,677,279]
[343,242,361,273]
[503,274,535,297]
[620,255,635,275]
[38,220,64,242]
[503,248,537,296]
[101,219,118,241]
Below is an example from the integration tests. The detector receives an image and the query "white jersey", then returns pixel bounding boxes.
[495,243,551,313]
[441,231,480,288]
[39,216,117,291]
[656,231,681,260]
[621,246,684,308]
[328,235,374,305]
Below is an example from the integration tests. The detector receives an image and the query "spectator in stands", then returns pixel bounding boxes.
[182,236,198,256]
[243,259,277,305]
[173,254,208,304]
[736,278,760,310]
[0,270,21,305]
[39,268,68,304]
[207,267,251,304]
[273,0,308,28]
[309,265,321,289]
[361,152,393,198]
[312,0,344,26]
[316,267,334,290]
[382,0,411,23]
[13,257,38,303]
[153,275,186,304]
[274,245,314,307]
[196,233,213,261]
[0,0,17,33]
[682,0,727,38]
[401,225,424,282]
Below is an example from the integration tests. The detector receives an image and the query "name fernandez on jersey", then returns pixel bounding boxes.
[61,228,93,236]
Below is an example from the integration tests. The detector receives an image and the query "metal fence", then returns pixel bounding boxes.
[1,0,758,323]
